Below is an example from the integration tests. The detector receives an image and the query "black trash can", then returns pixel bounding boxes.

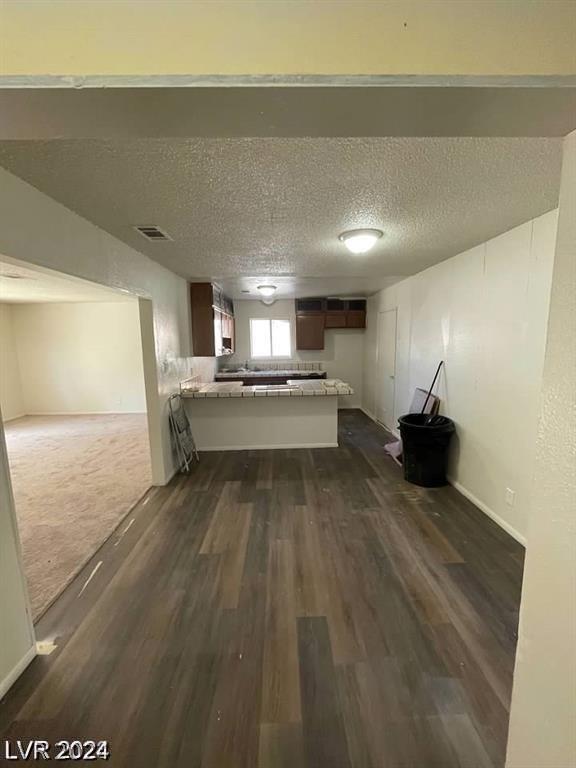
[398,413,455,488]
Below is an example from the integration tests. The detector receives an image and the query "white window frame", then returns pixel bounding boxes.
[249,317,292,359]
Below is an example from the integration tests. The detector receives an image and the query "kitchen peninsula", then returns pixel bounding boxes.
[180,378,353,451]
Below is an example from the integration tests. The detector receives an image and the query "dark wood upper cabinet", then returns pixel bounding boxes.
[295,297,366,348]
[346,310,366,328]
[295,297,325,313]
[190,282,235,357]
[296,314,325,350]
[325,312,347,328]
[346,299,366,328]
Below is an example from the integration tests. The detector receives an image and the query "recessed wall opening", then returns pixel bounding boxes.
[0,257,155,620]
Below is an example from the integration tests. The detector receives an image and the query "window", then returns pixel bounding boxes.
[250,318,291,358]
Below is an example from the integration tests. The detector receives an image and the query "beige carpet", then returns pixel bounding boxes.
[5,414,152,620]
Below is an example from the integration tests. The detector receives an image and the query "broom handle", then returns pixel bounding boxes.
[421,361,444,414]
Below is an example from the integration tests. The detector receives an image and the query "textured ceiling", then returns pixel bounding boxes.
[0,138,562,297]
[0,258,132,303]
[215,276,401,301]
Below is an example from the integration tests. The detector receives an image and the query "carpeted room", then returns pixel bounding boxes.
[0,265,152,619]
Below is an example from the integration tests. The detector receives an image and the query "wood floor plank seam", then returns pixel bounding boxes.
[0,410,524,768]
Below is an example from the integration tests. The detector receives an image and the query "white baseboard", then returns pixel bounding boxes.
[2,413,26,423]
[27,411,147,416]
[448,477,526,546]
[198,442,339,452]
[361,408,400,438]
[360,406,377,421]
[361,408,524,546]
[0,645,36,701]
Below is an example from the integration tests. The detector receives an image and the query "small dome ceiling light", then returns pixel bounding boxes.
[339,228,383,254]
[257,285,277,298]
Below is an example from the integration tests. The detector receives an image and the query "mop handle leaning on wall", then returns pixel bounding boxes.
[421,361,444,415]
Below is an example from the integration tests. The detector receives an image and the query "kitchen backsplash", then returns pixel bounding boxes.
[218,360,323,372]
[191,356,218,382]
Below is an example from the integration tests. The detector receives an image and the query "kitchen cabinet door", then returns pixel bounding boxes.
[190,282,235,356]
[295,297,325,313]
[325,313,347,328]
[296,314,325,350]
[346,310,366,329]
[190,283,216,356]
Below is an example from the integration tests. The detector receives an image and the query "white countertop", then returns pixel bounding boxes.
[180,379,353,399]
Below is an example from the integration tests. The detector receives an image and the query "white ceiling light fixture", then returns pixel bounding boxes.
[339,228,383,254]
[257,285,277,306]
[257,285,277,298]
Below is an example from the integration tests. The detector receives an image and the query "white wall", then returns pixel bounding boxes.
[506,132,576,768]
[0,166,196,484]
[0,165,200,697]
[364,210,558,542]
[226,299,364,408]
[0,304,25,421]
[0,417,35,699]
[11,301,146,415]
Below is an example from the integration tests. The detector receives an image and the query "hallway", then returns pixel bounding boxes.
[0,411,524,767]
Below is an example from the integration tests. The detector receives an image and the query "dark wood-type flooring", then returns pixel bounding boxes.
[0,410,524,767]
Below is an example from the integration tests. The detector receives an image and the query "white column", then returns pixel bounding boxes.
[506,131,576,767]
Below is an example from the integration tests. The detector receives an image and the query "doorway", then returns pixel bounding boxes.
[0,259,154,620]
[376,308,397,433]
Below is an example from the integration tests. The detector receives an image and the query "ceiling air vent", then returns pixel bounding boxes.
[134,225,172,242]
